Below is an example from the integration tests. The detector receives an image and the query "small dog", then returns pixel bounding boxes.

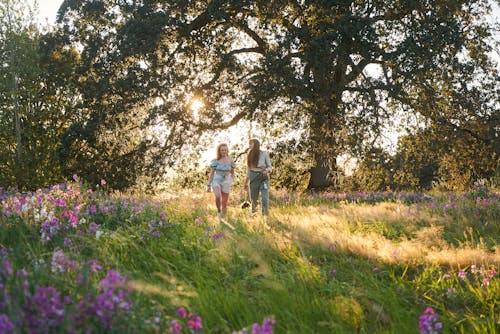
[240,201,251,209]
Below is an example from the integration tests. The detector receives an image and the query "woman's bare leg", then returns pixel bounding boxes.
[221,191,229,217]
[213,185,222,213]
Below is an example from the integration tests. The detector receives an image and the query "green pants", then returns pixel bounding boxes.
[249,171,269,216]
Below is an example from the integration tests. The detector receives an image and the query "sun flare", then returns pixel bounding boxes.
[190,98,205,119]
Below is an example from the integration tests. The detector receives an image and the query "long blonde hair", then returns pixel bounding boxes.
[216,143,229,160]
[247,139,260,168]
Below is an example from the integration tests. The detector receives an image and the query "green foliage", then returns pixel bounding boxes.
[48,0,498,190]
[268,139,311,191]
[345,148,394,191]
[0,0,42,189]
[0,0,80,191]
[343,119,498,191]
[0,0,495,192]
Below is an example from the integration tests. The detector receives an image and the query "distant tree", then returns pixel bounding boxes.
[346,147,394,191]
[351,112,498,191]
[0,0,79,190]
[54,0,498,190]
[393,124,498,191]
[392,130,439,190]
[37,30,83,185]
[0,0,38,189]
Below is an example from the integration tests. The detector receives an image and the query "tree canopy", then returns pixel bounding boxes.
[0,0,81,190]
[32,0,500,189]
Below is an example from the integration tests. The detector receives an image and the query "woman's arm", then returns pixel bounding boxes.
[265,152,272,173]
[208,169,215,185]
[207,169,215,191]
[261,151,272,176]
[244,168,250,190]
[230,158,236,177]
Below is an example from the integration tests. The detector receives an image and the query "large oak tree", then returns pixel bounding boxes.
[54,0,498,189]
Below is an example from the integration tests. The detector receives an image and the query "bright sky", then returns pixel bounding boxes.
[32,1,499,31]
[30,0,63,24]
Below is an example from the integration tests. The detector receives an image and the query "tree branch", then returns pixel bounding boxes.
[390,92,495,145]
[228,19,267,52]
[343,58,371,87]
[186,0,226,34]
[200,47,263,89]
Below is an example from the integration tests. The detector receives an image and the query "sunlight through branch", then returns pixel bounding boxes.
[190,98,205,120]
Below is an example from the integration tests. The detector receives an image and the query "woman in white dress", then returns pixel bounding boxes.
[207,143,236,219]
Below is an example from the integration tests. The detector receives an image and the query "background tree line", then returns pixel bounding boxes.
[0,0,498,192]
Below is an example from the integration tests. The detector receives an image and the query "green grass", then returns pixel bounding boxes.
[0,186,498,333]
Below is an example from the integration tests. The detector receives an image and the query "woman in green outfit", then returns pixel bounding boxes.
[243,139,272,219]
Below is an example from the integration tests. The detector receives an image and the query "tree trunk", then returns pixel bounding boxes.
[308,166,330,189]
[13,73,23,190]
[306,97,339,190]
[306,58,342,190]
[307,154,335,190]
[6,2,23,189]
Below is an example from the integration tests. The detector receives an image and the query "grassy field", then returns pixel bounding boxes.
[0,181,498,333]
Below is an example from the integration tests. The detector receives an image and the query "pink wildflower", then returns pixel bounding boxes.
[176,308,187,318]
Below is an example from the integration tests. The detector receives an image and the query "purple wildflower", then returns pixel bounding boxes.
[16,268,28,278]
[187,312,203,332]
[170,320,183,334]
[41,217,61,242]
[94,289,131,329]
[212,232,225,241]
[160,211,167,221]
[86,259,102,273]
[26,286,65,331]
[176,307,187,318]
[89,205,97,214]
[1,261,13,276]
[99,270,127,289]
[418,307,442,334]
[0,314,15,334]
[261,318,276,333]
[246,317,276,334]
[88,222,100,234]
[92,270,132,329]
[0,248,8,260]
[54,198,67,208]
[458,269,466,280]
[63,238,73,248]
[51,248,79,273]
